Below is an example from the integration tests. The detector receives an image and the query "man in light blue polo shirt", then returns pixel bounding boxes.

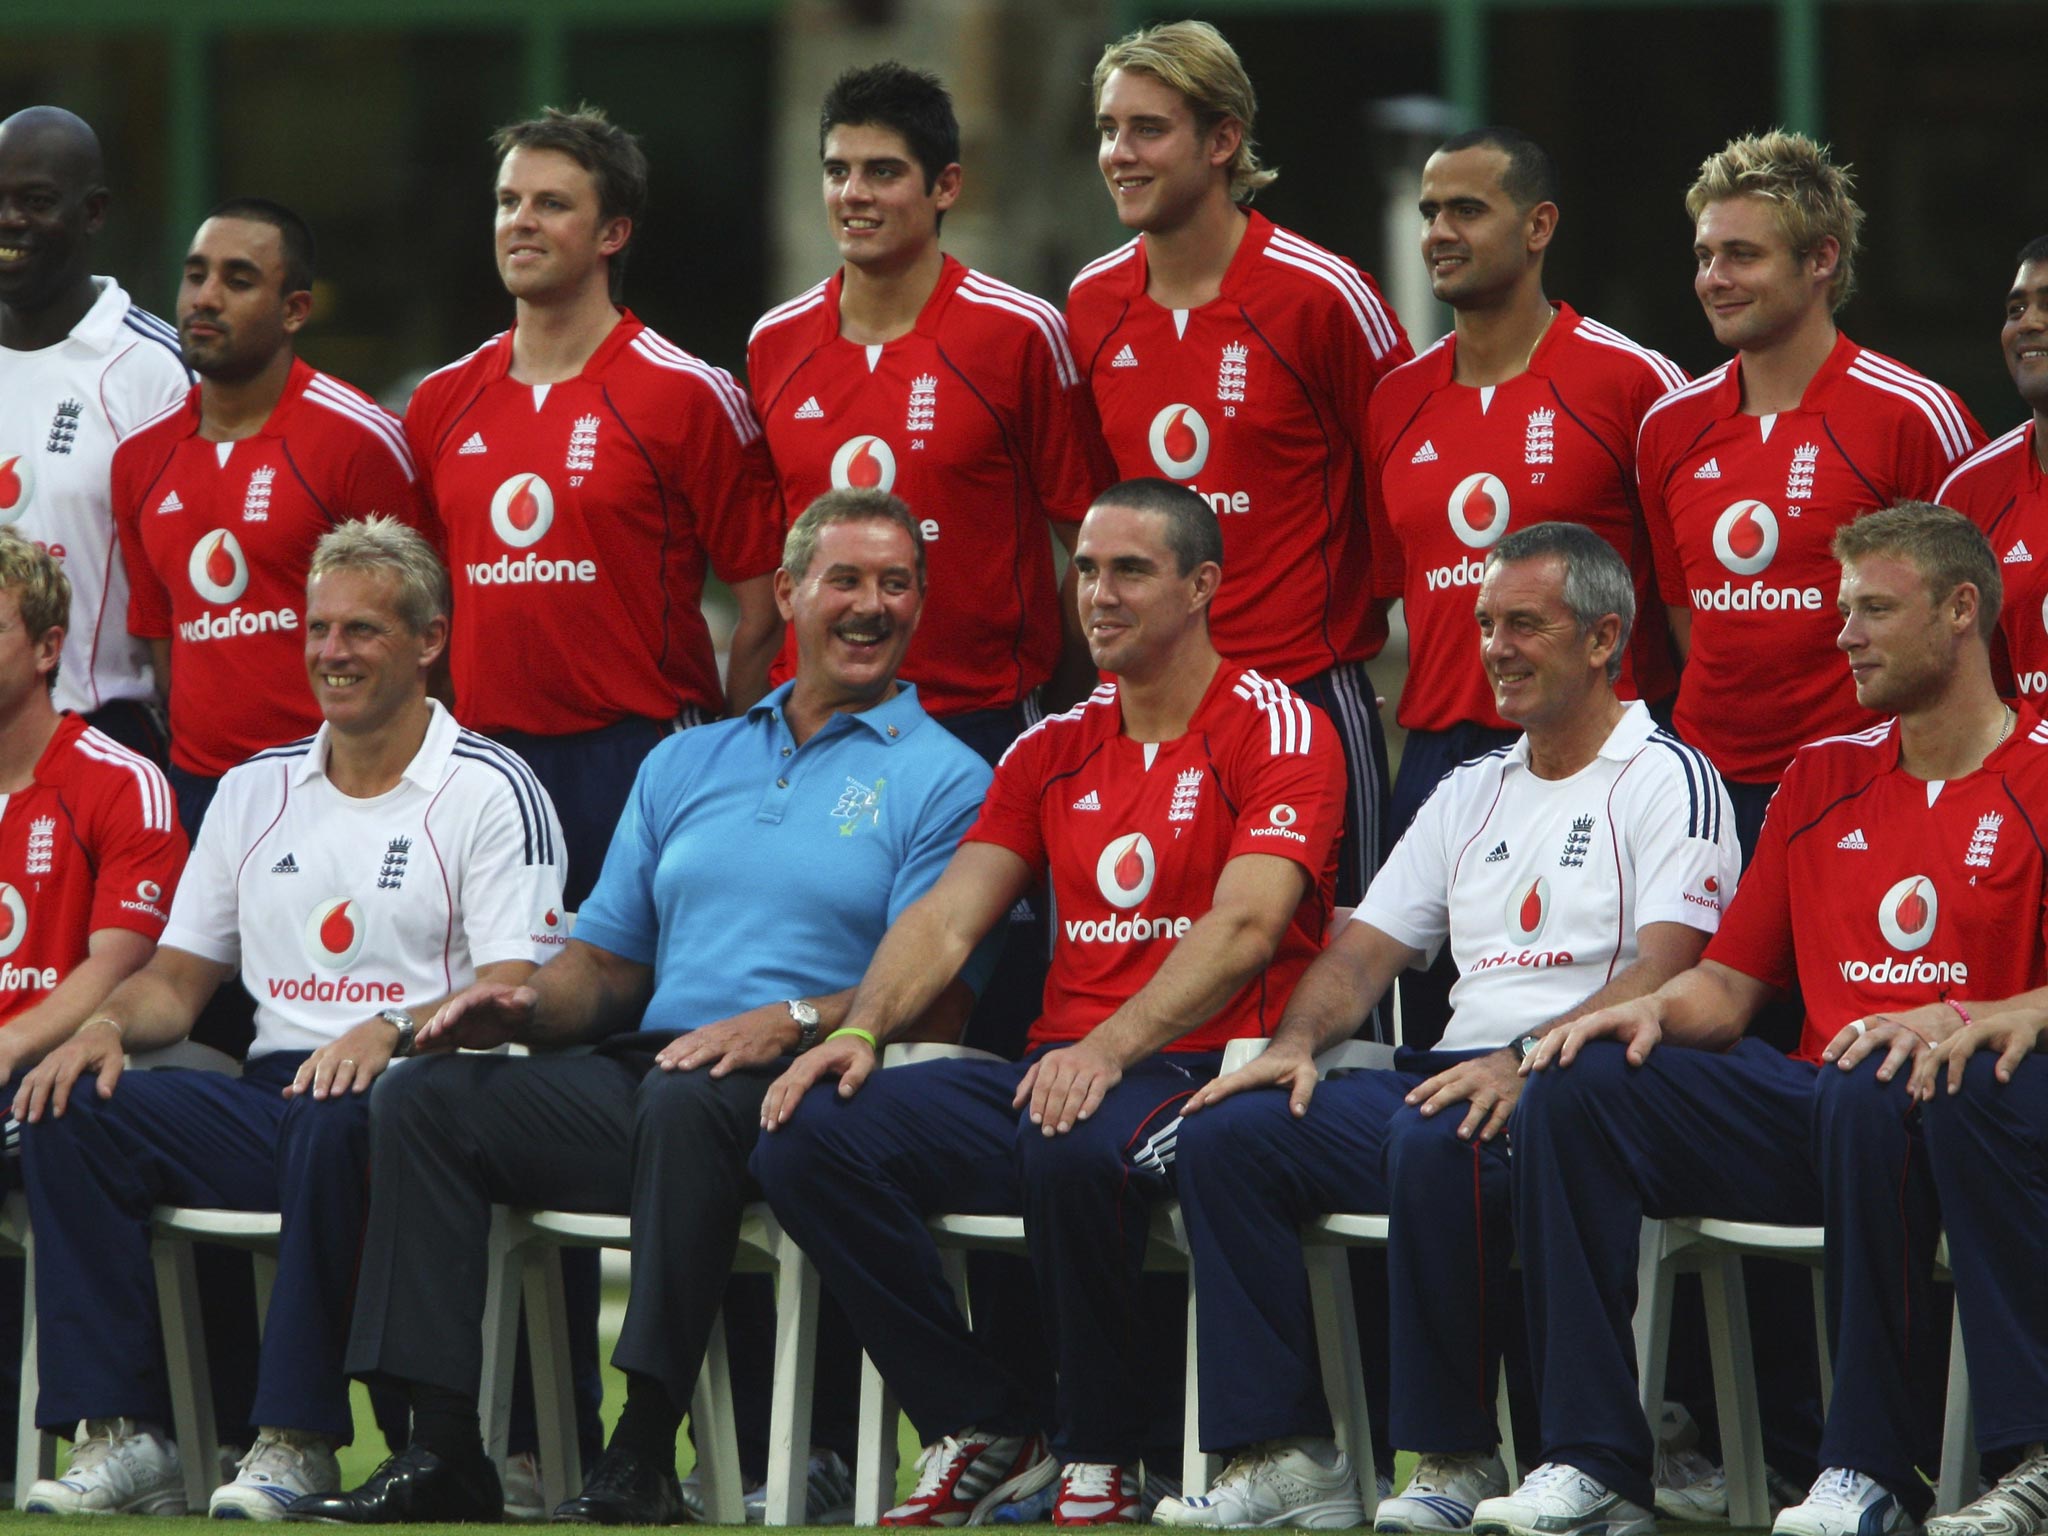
[297,489,994,1528]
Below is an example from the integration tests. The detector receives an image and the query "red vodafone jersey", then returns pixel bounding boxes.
[967,662,1344,1052]
[1941,423,2048,698]
[1066,212,1413,683]
[113,358,429,778]
[748,258,1113,716]
[1370,304,1687,730]
[1640,333,1983,783]
[0,714,185,1023]
[1707,709,2048,1063]
[405,313,782,735]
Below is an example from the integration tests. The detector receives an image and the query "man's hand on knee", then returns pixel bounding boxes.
[1181,1044,1316,1117]
[13,1016,125,1123]
[1015,1039,1123,1136]
[759,1031,877,1129]
[1408,1049,1521,1142]
[286,1016,405,1099]
[656,1004,795,1078]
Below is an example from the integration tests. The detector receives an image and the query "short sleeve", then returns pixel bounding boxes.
[1702,780,1796,990]
[160,771,261,966]
[569,751,669,962]
[1636,417,1688,607]
[675,373,784,587]
[454,759,570,968]
[1892,387,1986,498]
[1364,380,1406,601]
[1222,700,1348,880]
[84,760,187,942]
[113,443,174,640]
[1355,772,1457,956]
[1619,748,1743,933]
[962,732,1050,879]
[1017,314,1114,526]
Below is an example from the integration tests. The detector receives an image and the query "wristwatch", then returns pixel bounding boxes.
[786,998,822,1052]
[379,1008,419,1058]
[1514,1031,1543,1062]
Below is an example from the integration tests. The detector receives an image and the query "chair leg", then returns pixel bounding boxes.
[690,1310,746,1525]
[1936,1303,1977,1516]
[1306,1246,1376,1518]
[854,1352,898,1526]
[16,1219,57,1505]
[521,1244,582,1513]
[1700,1252,1769,1529]
[1633,1218,1676,1424]
[763,1244,821,1525]
[478,1209,524,1473]
[150,1236,221,1512]
[1180,1266,1221,1499]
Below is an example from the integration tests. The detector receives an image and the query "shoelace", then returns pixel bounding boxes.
[907,1437,972,1500]
[1214,1449,1276,1490]
[238,1436,308,1483]
[1063,1463,1126,1500]
[1520,1462,1581,1495]
[67,1419,137,1476]
[1813,1469,1868,1507]
[1411,1454,1480,1492]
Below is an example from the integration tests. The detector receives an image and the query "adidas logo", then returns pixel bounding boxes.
[794,396,824,420]
[1836,828,1868,851]
[1072,789,1101,811]
[1411,440,1438,465]
[1484,840,1509,863]
[2007,541,2033,565]
[1694,458,1722,480]
[1111,344,1138,369]
[271,852,299,873]
[458,432,487,455]
[157,490,183,513]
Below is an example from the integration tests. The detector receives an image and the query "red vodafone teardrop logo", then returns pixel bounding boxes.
[1505,875,1550,943]
[1147,404,1210,479]
[0,454,34,524]
[188,529,250,604]
[830,436,897,493]
[1447,473,1511,550]
[1876,875,1938,951]
[303,896,366,970]
[1712,501,1780,576]
[490,474,555,549]
[1095,832,1157,910]
[0,882,26,958]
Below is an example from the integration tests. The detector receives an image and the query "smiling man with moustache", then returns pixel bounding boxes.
[0,106,189,757]
[753,477,1347,1527]
[293,490,994,1527]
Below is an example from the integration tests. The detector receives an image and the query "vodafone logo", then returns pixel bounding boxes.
[1876,875,1938,951]
[188,529,250,604]
[1506,875,1550,943]
[1448,473,1511,549]
[830,435,897,493]
[0,882,27,959]
[1147,404,1210,479]
[1712,501,1780,576]
[138,880,162,903]
[303,896,365,970]
[1095,832,1157,910]
[490,474,555,549]
[0,453,33,524]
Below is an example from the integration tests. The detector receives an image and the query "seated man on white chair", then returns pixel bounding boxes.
[13,517,564,1519]
[754,477,1349,1527]
[1161,521,1739,1531]
[1492,502,2048,1536]
[296,488,994,1527]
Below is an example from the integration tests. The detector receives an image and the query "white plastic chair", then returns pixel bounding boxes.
[1633,1219,1974,1523]
[480,1201,819,1523]
[1,1191,55,1508]
[850,1042,1207,1525]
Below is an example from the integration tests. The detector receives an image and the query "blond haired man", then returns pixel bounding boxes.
[1637,130,1982,852]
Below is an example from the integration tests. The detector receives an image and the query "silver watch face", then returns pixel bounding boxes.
[788,1000,821,1027]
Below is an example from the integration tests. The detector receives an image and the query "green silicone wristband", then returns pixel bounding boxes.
[827,1026,879,1053]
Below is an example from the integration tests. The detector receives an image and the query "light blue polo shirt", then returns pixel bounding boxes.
[574,680,995,1035]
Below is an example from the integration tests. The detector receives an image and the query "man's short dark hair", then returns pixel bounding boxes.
[491,105,648,299]
[1484,521,1636,682]
[820,63,960,192]
[1833,501,2002,642]
[1094,478,1224,576]
[2017,234,2048,269]
[205,197,315,295]
[783,487,926,586]
[1436,126,1559,211]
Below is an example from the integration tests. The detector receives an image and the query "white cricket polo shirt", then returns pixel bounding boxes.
[1357,701,1742,1052]
[0,278,190,714]
[162,699,568,1056]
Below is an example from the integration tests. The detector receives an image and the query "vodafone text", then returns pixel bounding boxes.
[465,553,599,586]
[0,962,58,991]
[1425,558,1486,593]
[1689,584,1825,612]
[1836,957,1968,985]
[267,974,408,1004]
[1187,486,1251,515]
[178,606,297,643]
[1469,948,1574,972]
[1064,913,1194,944]
[2019,672,2048,695]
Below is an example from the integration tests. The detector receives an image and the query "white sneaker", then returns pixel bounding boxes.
[1773,1468,1918,1536]
[23,1418,188,1516]
[1927,1446,2048,1536]
[503,1450,546,1522]
[207,1429,339,1520]
[1377,1452,1510,1533]
[743,1448,856,1524]
[1654,1445,1728,1521]
[1155,1442,1365,1529]
[1471,1461,1656,1536]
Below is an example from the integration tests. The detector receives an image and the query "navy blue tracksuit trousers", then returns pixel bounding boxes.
[751,1049,1218,1466]
[1176,1051,1511,1458]
[1923,1052,2048,1459]
[20,1053,367,1442]
[1511,1039,1940,1515]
